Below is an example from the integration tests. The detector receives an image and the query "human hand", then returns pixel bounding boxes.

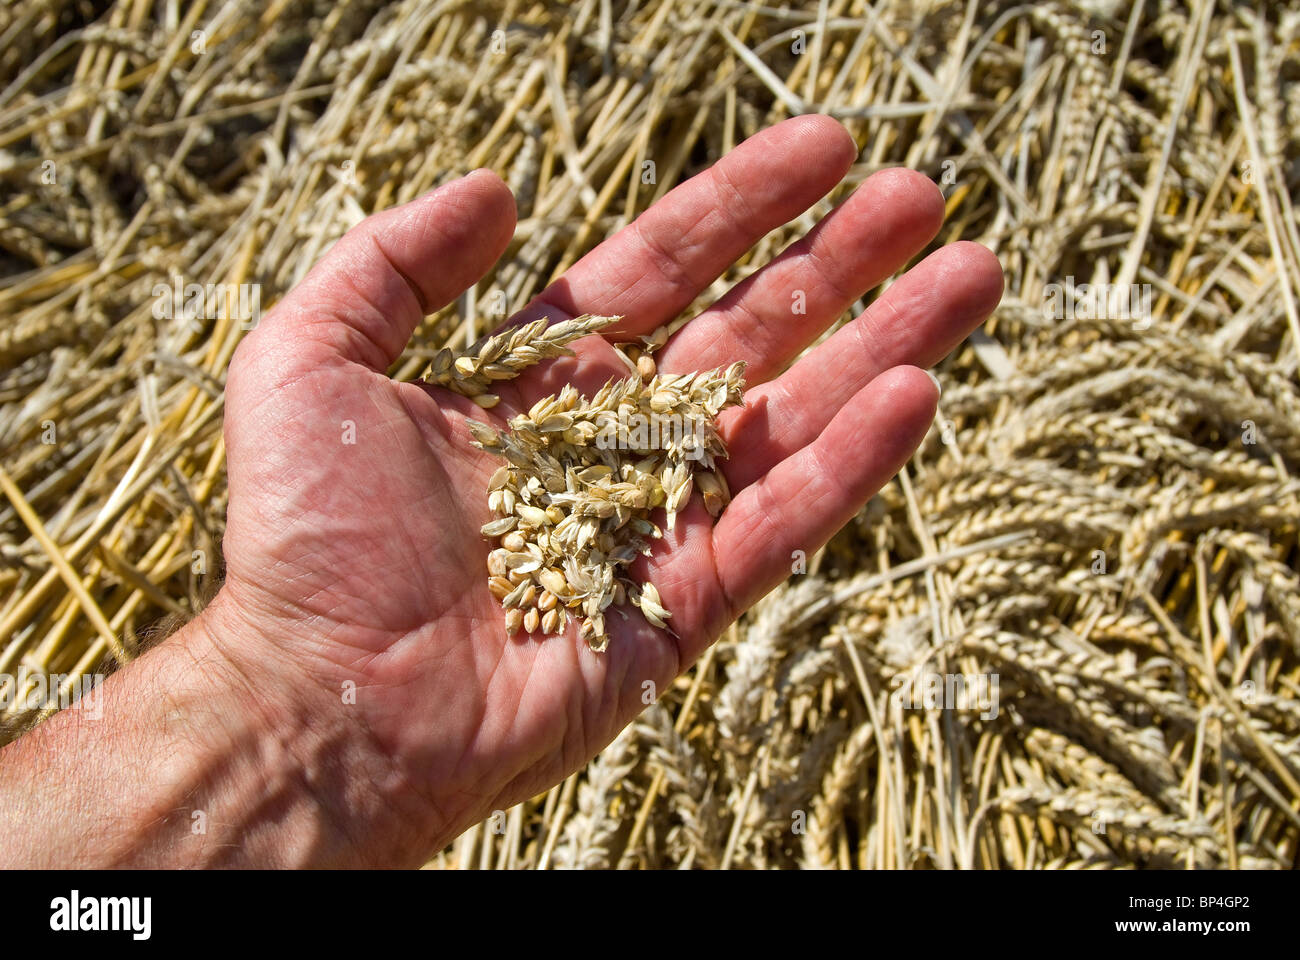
[159,115,1004,865]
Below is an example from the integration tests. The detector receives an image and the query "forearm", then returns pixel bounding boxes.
[0,593,428,868]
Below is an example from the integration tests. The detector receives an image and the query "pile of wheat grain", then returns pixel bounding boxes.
[1,0,1297,868]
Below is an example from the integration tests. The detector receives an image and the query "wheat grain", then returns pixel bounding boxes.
[454,315,746,650]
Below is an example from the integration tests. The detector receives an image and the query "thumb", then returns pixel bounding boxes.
[246,168,516,373]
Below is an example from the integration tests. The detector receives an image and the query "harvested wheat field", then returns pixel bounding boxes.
[1,0,1298,870]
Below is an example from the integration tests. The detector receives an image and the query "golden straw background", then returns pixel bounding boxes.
[1,0,1298,868]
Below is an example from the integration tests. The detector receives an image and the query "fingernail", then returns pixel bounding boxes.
[926,370,942,398]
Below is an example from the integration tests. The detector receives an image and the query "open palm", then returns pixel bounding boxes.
[213,116,1003,862]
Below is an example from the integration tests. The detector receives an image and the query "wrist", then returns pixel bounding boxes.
[0,589,435,868]
[167,589,436,867]
[83,596,367,866]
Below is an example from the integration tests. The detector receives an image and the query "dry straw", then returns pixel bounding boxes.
[1,0,1298,869]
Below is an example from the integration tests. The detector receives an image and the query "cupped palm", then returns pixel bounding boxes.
[215,115,1004,855]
